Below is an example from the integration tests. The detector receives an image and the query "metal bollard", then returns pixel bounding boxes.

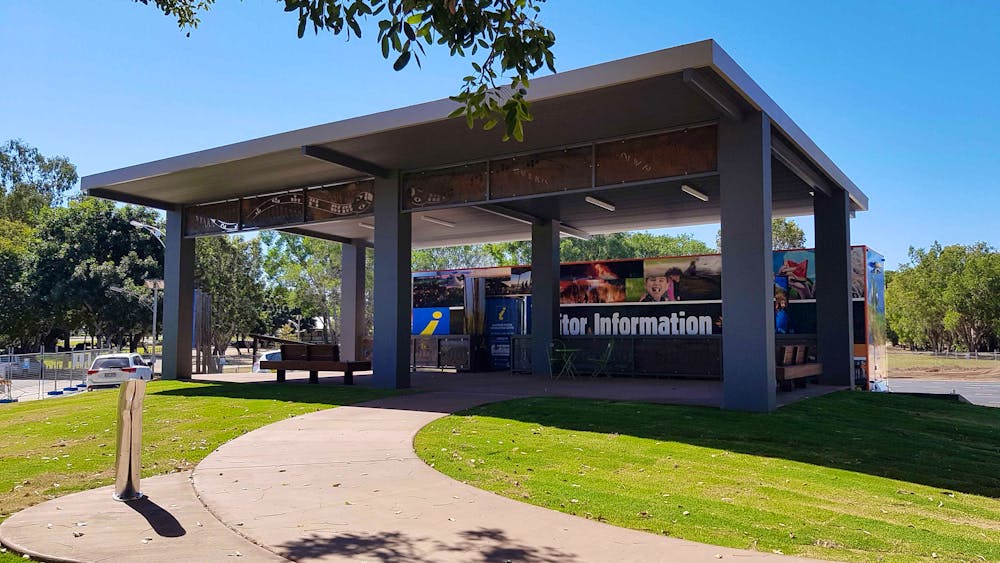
[113,379,147,501]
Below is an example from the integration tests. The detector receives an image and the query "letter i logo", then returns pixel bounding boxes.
[420,310,444,335]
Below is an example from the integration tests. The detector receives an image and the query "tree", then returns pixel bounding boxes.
[885,242,1000,353]
[195,235,266,355]
[715,218,807,251]
[26,198,164,350]
[0,140,78,224]
[137,0,555,141]
[561,232,712,262]
[0,219,36,350]
[261,232,343,343]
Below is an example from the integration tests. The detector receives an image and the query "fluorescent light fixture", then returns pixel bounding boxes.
[422,215,456,228]
[358,222,375,230]
[584,195,616,212]
[680,184,709,202]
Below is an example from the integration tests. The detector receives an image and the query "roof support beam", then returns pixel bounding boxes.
[278,226,373,247]
[771,136,833,197]
[85,188,179,211]
[683,68,744,122]
[473,204,591,240]
[301,145,390,178]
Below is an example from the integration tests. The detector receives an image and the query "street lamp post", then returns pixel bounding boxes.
[129,221,166,369]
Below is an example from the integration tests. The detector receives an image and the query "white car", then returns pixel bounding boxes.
[87,353,153,390]
[252,349,281,373]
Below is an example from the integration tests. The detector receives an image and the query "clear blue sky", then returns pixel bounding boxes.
[2,0,998,268]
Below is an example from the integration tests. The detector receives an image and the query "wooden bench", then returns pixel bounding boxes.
[260,344,372,385]
[775,344,822,391]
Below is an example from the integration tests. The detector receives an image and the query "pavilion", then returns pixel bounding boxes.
[81,40,868,412]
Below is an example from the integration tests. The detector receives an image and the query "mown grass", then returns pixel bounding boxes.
[0,380,393,561]
[415,392,999,562]
[888,348,1000,372]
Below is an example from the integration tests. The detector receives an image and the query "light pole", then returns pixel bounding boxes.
[129,221,166,368]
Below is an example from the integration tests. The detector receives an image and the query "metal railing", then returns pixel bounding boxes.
[0,348,116,402]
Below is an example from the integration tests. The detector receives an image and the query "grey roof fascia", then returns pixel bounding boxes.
[81,39,868,213]
[706,41,869,211]
[80,41,719,193]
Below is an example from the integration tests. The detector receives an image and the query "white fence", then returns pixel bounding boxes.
[1,348,116,403]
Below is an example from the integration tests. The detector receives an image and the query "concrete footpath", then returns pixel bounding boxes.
[2,391,815,562]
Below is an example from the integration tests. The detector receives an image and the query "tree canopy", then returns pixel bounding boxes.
[1,139,77,224]
[887,242,1000,352]
[136,0,555,141]
[716,218,807,251]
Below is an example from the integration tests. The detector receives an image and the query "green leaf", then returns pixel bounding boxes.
[393,50,411,71]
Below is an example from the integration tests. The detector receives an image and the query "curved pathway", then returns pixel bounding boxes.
[192,391,813,562]
[1,389,819,562]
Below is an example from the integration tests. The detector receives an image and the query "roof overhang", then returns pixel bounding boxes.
[82,39,868,247]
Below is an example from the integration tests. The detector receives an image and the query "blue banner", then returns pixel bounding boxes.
[412,307,451,335]
[485,298,521,336]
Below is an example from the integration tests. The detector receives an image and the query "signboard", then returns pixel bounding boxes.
[412,307,450,335]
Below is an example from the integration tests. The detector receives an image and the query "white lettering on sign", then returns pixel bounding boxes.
[559,312,713,336]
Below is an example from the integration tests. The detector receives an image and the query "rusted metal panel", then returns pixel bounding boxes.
[306,180,375,221]
[595,125,717,186]
[184,200,240,236]
[242,191,305,230]
[489,146,593,199]
[403,163,488,210]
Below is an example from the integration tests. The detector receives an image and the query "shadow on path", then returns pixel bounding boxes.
[125,497,186,538]
[275,527,576,562]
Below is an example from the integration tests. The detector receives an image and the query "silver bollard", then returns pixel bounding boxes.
[113,379,147,501]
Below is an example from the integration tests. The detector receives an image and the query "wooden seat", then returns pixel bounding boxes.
[264,344,369,384]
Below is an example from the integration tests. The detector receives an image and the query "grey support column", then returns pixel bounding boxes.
[161,209,194,380]
[372,173,411,388]
[814,189,854,386]
[530,219,560,376]
[719,112,776,412]
[340,240,367,361]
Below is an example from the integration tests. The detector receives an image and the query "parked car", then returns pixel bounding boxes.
[252,349,281,373]
[86,353,153,390]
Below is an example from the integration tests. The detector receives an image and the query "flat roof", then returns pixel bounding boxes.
[82,39,867,247]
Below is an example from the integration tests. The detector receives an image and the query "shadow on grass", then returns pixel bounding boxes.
[146,379,395,407]
[456,391,1000,498]
[275,527,576,562]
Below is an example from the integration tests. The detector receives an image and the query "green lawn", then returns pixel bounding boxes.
[0,380,393,561]
[415,392,1000,562]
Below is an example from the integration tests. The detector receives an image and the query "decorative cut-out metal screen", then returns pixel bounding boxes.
[242,191,305,230]
[489,146,593,199]
[307,180,375,221]
[184,200,241,236]
[402,163,488,210]
[595,126,717,186]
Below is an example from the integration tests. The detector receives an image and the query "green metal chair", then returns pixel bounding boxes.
[548,339,577,380]
[588,339,615,377]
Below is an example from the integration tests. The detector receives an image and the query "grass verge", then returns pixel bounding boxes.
[888,349,1000,372]
[415,392,999,562]
[0,379,393,561]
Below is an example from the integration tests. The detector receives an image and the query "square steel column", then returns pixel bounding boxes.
[814,189,854,386]
[530,219,560,375]
[373,173,411,388]
[161,209,194,380]
[341,240,367,361]
[719,112,776,412]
